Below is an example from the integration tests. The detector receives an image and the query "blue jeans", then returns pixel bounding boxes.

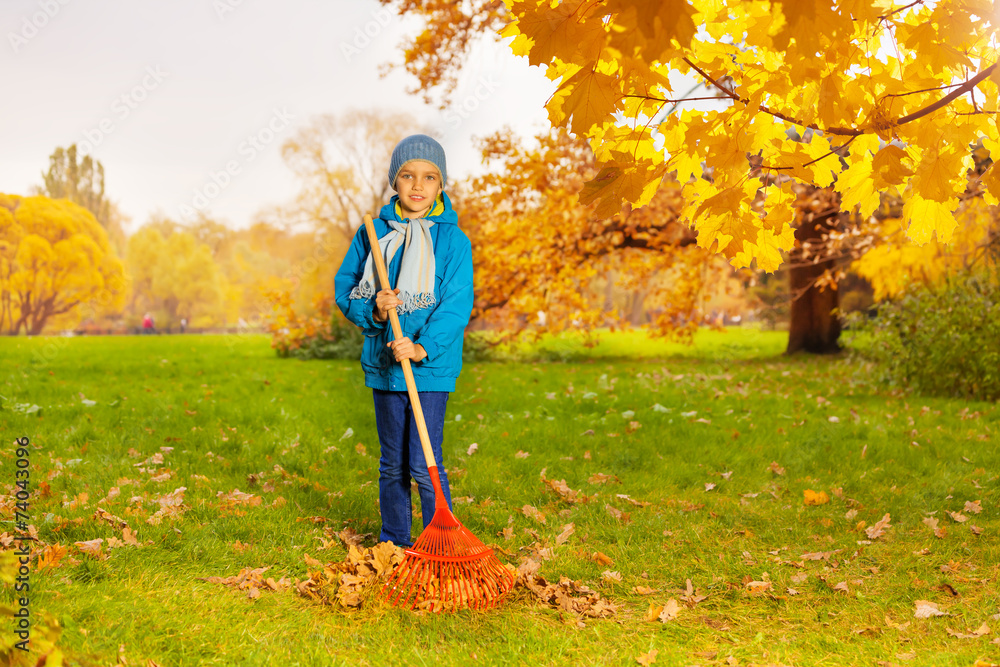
[372,389,452,547]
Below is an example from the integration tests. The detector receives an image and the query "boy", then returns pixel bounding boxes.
[334,134,473,547]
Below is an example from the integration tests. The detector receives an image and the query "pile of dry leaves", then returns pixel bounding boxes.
[295,542,616,618]
[202,533,618,619]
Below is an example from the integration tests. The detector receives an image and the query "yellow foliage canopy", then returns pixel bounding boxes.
[125,226,225,328]
[854,196,999,300]
[499,0,1000,271]
[0,193,125,335]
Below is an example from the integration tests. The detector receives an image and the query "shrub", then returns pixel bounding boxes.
[845,274,1000,402]
[263,290,363,361]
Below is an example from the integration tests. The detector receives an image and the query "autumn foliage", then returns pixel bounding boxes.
[457,127,725,341]
[0,194,125,335]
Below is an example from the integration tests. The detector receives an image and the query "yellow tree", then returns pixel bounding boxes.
[125,225,225,328]
[0,194,126,335]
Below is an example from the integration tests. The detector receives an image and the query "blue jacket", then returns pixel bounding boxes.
[334,191,473,393]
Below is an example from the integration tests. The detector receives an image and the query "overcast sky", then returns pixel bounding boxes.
[0,0,557,232]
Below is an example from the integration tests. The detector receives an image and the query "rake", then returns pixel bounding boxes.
[362,214,514,612]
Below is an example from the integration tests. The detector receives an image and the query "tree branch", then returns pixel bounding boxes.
[895,62,998,125]
[682,57,998,138]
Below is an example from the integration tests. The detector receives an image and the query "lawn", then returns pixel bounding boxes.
[1,330,998,667]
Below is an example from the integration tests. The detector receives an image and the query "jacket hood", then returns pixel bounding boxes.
[379,191,458,226]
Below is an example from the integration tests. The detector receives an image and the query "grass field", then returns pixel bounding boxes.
[1,330,998,667]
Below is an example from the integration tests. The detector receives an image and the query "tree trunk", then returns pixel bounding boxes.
[603,269,616,312]
[786,213,842,354]
[628,288,647,326]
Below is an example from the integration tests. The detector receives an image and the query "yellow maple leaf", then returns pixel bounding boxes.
[509,0,606,68]
[804,489,830,506]
[901,195,958,245]
[557,65,619,136]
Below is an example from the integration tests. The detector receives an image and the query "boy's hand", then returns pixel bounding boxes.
[388,337,427,363]
[373,288,402,322]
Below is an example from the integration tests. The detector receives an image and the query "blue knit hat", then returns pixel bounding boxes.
[388,134,447,191]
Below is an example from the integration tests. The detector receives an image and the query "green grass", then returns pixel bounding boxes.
[469,324,788,362]
[1,330,998,667]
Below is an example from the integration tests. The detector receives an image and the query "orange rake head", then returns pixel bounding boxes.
[381,472,515,612]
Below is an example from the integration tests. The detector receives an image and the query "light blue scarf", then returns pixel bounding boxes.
[349,194,445,314]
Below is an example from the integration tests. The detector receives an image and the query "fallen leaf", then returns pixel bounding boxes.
[74,538,105,558]
[633,585,658,595]
[616,494,651,507]
[601,570,622,582]
[216,488,263,509]
[947,510,968,523]
[946,623,990,639]
[704,483,716,492]
[923,516,947,539]
[336,527,371,548]
[744,579,772,595]
[768,461,786,475]
[804,489,830,506]
[36,543,68,571]
[555,523,575,545]
[636,648,658,666]
[339,427,354,440]
[515,450,530,459]
[588,473,616,485]
[466,442,479,456]
[832,581,850,594]
[517,558,542,577]
[93,508,129,530]
[658,598,680,622]
[681,578,708,605]
[355,443,367,457]
[592,551,614,566]
[522,505,546,524]
[604,504,630,522]
[866,513,892,539]
[540,472,588,504]
[964,500,983,514]
[914,600,948,618]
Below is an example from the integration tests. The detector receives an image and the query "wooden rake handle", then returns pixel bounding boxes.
[362,214,441,477]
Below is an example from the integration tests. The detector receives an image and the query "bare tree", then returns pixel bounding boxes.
[279,109,426,240]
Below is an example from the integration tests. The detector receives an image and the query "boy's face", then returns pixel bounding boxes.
[395,160,442,219]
